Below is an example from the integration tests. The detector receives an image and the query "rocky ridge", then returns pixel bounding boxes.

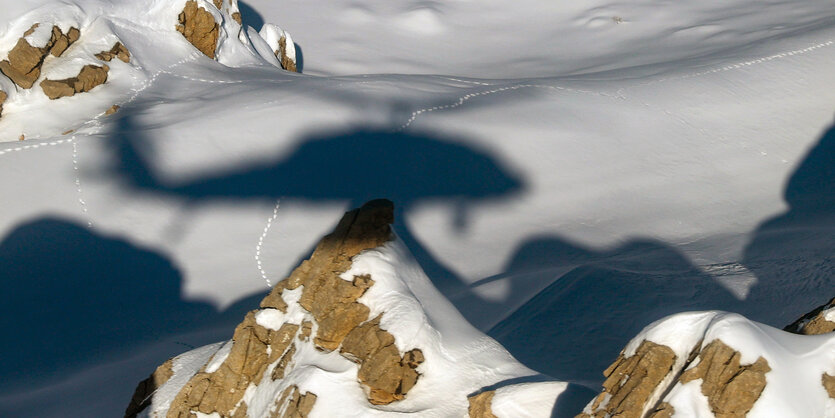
[127,200,427,417]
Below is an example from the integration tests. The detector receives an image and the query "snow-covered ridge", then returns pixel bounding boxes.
[128,200,578,417]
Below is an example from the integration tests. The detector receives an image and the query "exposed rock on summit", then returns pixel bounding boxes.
[177,0,220,59]
[0,24,80,88]
[579,333,771,418]
[128,200,426,417]
[40,64,109,100]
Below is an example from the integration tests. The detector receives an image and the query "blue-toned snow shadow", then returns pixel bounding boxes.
[237,1,265,32]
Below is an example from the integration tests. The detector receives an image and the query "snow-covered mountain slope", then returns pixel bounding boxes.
[0,0,833,416]
[127,200,590,417]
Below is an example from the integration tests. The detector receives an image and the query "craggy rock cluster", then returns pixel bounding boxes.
[177,0,220,59]
[679,340,770,417]
[578,339,770,418]
[127,200,425,417]
[0,24,80,89]
[275,386,317,418]
[41,64,109,99]
[95,42,131,63]
[785,296,835,335]
[578,341,677,418]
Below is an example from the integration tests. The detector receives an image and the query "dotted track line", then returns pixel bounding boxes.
[398,83,615,131]
[71,138,93,228]
[255,199,281,287]
[0,138,72,156]
[632,39,835,89]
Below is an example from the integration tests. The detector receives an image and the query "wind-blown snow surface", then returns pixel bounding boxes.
[0,0,834,416]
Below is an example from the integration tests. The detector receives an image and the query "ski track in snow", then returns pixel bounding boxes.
[256,199,282,287]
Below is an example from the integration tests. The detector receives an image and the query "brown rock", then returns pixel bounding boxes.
[823,373,835,399]
[272,386,317,418]
[341,315,425,404]
[785,297,835,335]
[106,104,120,115]
[272,343,296,380]
[648,402,675,418]
[40,64,109,100]
[49,26,80,57]
[124,358,175,418]
[231,12,242,25]
[0,90,6,118]
[166,316,299,417]
[95,42,131,63]
[680,339,770,418]
[578,340,677,418]
[213,0,223,9]
[0,24,80,89]
[276,35,297,72]
[177,0,220,59]
[467,391,498,418]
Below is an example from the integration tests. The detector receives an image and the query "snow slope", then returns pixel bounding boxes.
[0,0,834,416]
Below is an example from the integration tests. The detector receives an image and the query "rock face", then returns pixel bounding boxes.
[679,340,770,418]
[578,340,677,418]
[785,297,835,335]
[40,64,109,100]
[467,391,498,418]
[0,24,81,88]
[177,0,220,59]
[95,42,131,63]
[129,200,426,417]
[578,338,770,418]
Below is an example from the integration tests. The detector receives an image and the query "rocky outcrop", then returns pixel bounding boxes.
[274,386,317,418]
[341,315,424,404]
[125,358,174,418]
[40,64,109,100]
[0,24,80,88]
[277,35,297,72]
[95,42,131,63]
[177,1,220,59]
[577,341,677,418]
[0,90,6,118]
[579,338,770,418]
[785,297,835,335]
[129,200,425,417]
[467,391,498,418]
[679,340,770,417]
